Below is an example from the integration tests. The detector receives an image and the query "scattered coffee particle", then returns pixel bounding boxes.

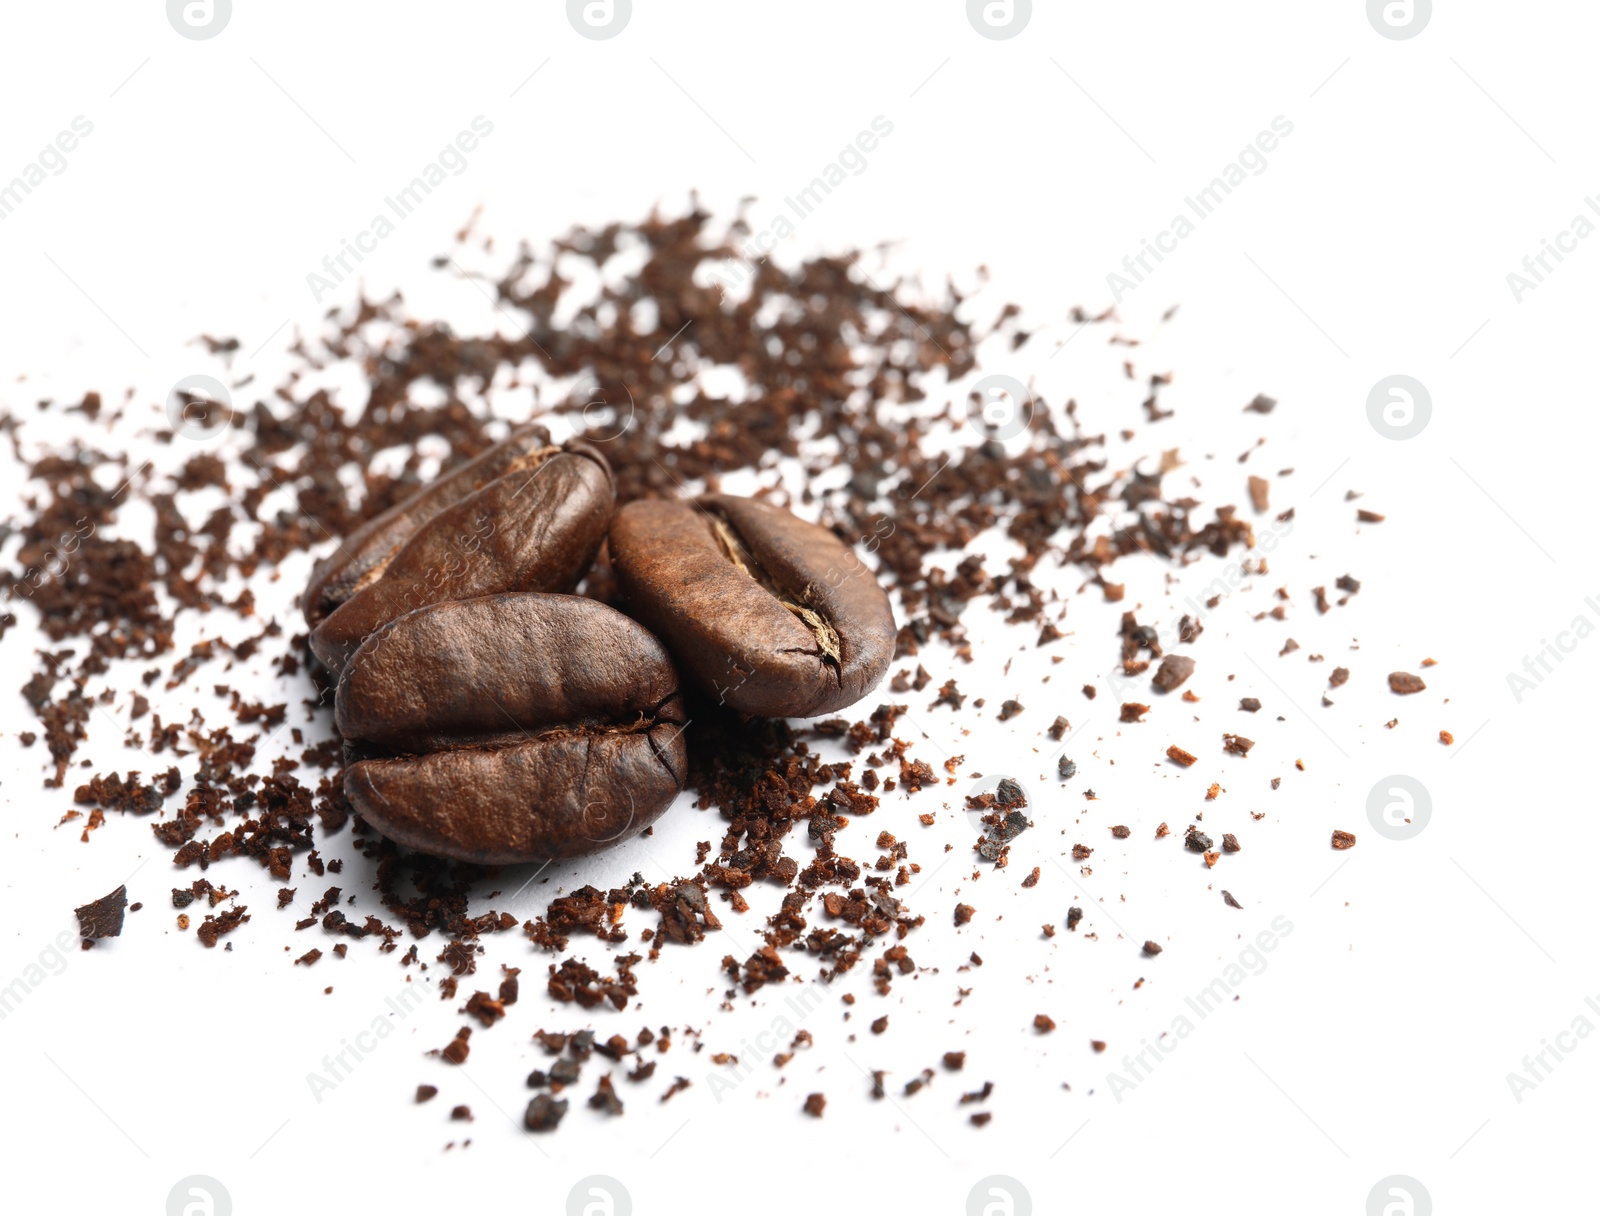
[954,903,975,927]
[943,1051,966,1070]
[450,1105,472,1121]
[1247,476,1270,512]
[1047,715,1071,741]
[1222,734,1255,757]
[524,1094,568,1132]
[871,1015,889,1035]
[1166,744,1197,767]
[1033,1014,1055,1033]
[1329,667,1349,688]
[1057,756,1077,780]
[439,1027,472,1065]
[803,1093,826,1117]
[1110,825,1130,839]
[1238,697,1261,713]
[659,1077,691,1103]
[1065,907,1083,931]
[1221,833,1241,853]
[1021,866,1041,887]
[74,884,127,939]
[1151,654,1195,692]
[1120,702,1149,723]
[1389,672,1426,695]
[1439,730,1453,745]
[1090,1040,1107,1052]
[1331,830,1357,850]
[588,1074,624,1117]
[1185,827,1213,853]
[416,1085,438,1103]
[1142,941,1163,956]
[998,699,1025,721]
[1357,508,1385,523]
[1221,890,1242,909]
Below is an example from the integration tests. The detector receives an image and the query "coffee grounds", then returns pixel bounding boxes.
[2,201,1433,1137]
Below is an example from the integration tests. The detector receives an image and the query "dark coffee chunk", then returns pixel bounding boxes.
[75,884,127,939]
[1151,655,1195,692]
[309,441,613,676]
[337,594,686,863]
[608,494,895,718]
[524,1094,569,1132]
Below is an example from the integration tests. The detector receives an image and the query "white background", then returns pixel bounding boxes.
[0,3,1593,1213]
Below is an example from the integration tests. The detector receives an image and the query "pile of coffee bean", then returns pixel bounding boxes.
[309,424,896,865]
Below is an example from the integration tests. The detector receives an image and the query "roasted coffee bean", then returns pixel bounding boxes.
[302,422,553,628]
[608,494,894,718]
[309,439,613,677]
[337,593,686,864]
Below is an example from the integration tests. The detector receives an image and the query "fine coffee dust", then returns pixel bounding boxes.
[3,202,1427,1133]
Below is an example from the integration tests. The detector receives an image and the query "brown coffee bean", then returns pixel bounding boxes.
[309,439,613,676]
[608,494,895,717]
[337,593,686,864]
[302,422,554,628]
